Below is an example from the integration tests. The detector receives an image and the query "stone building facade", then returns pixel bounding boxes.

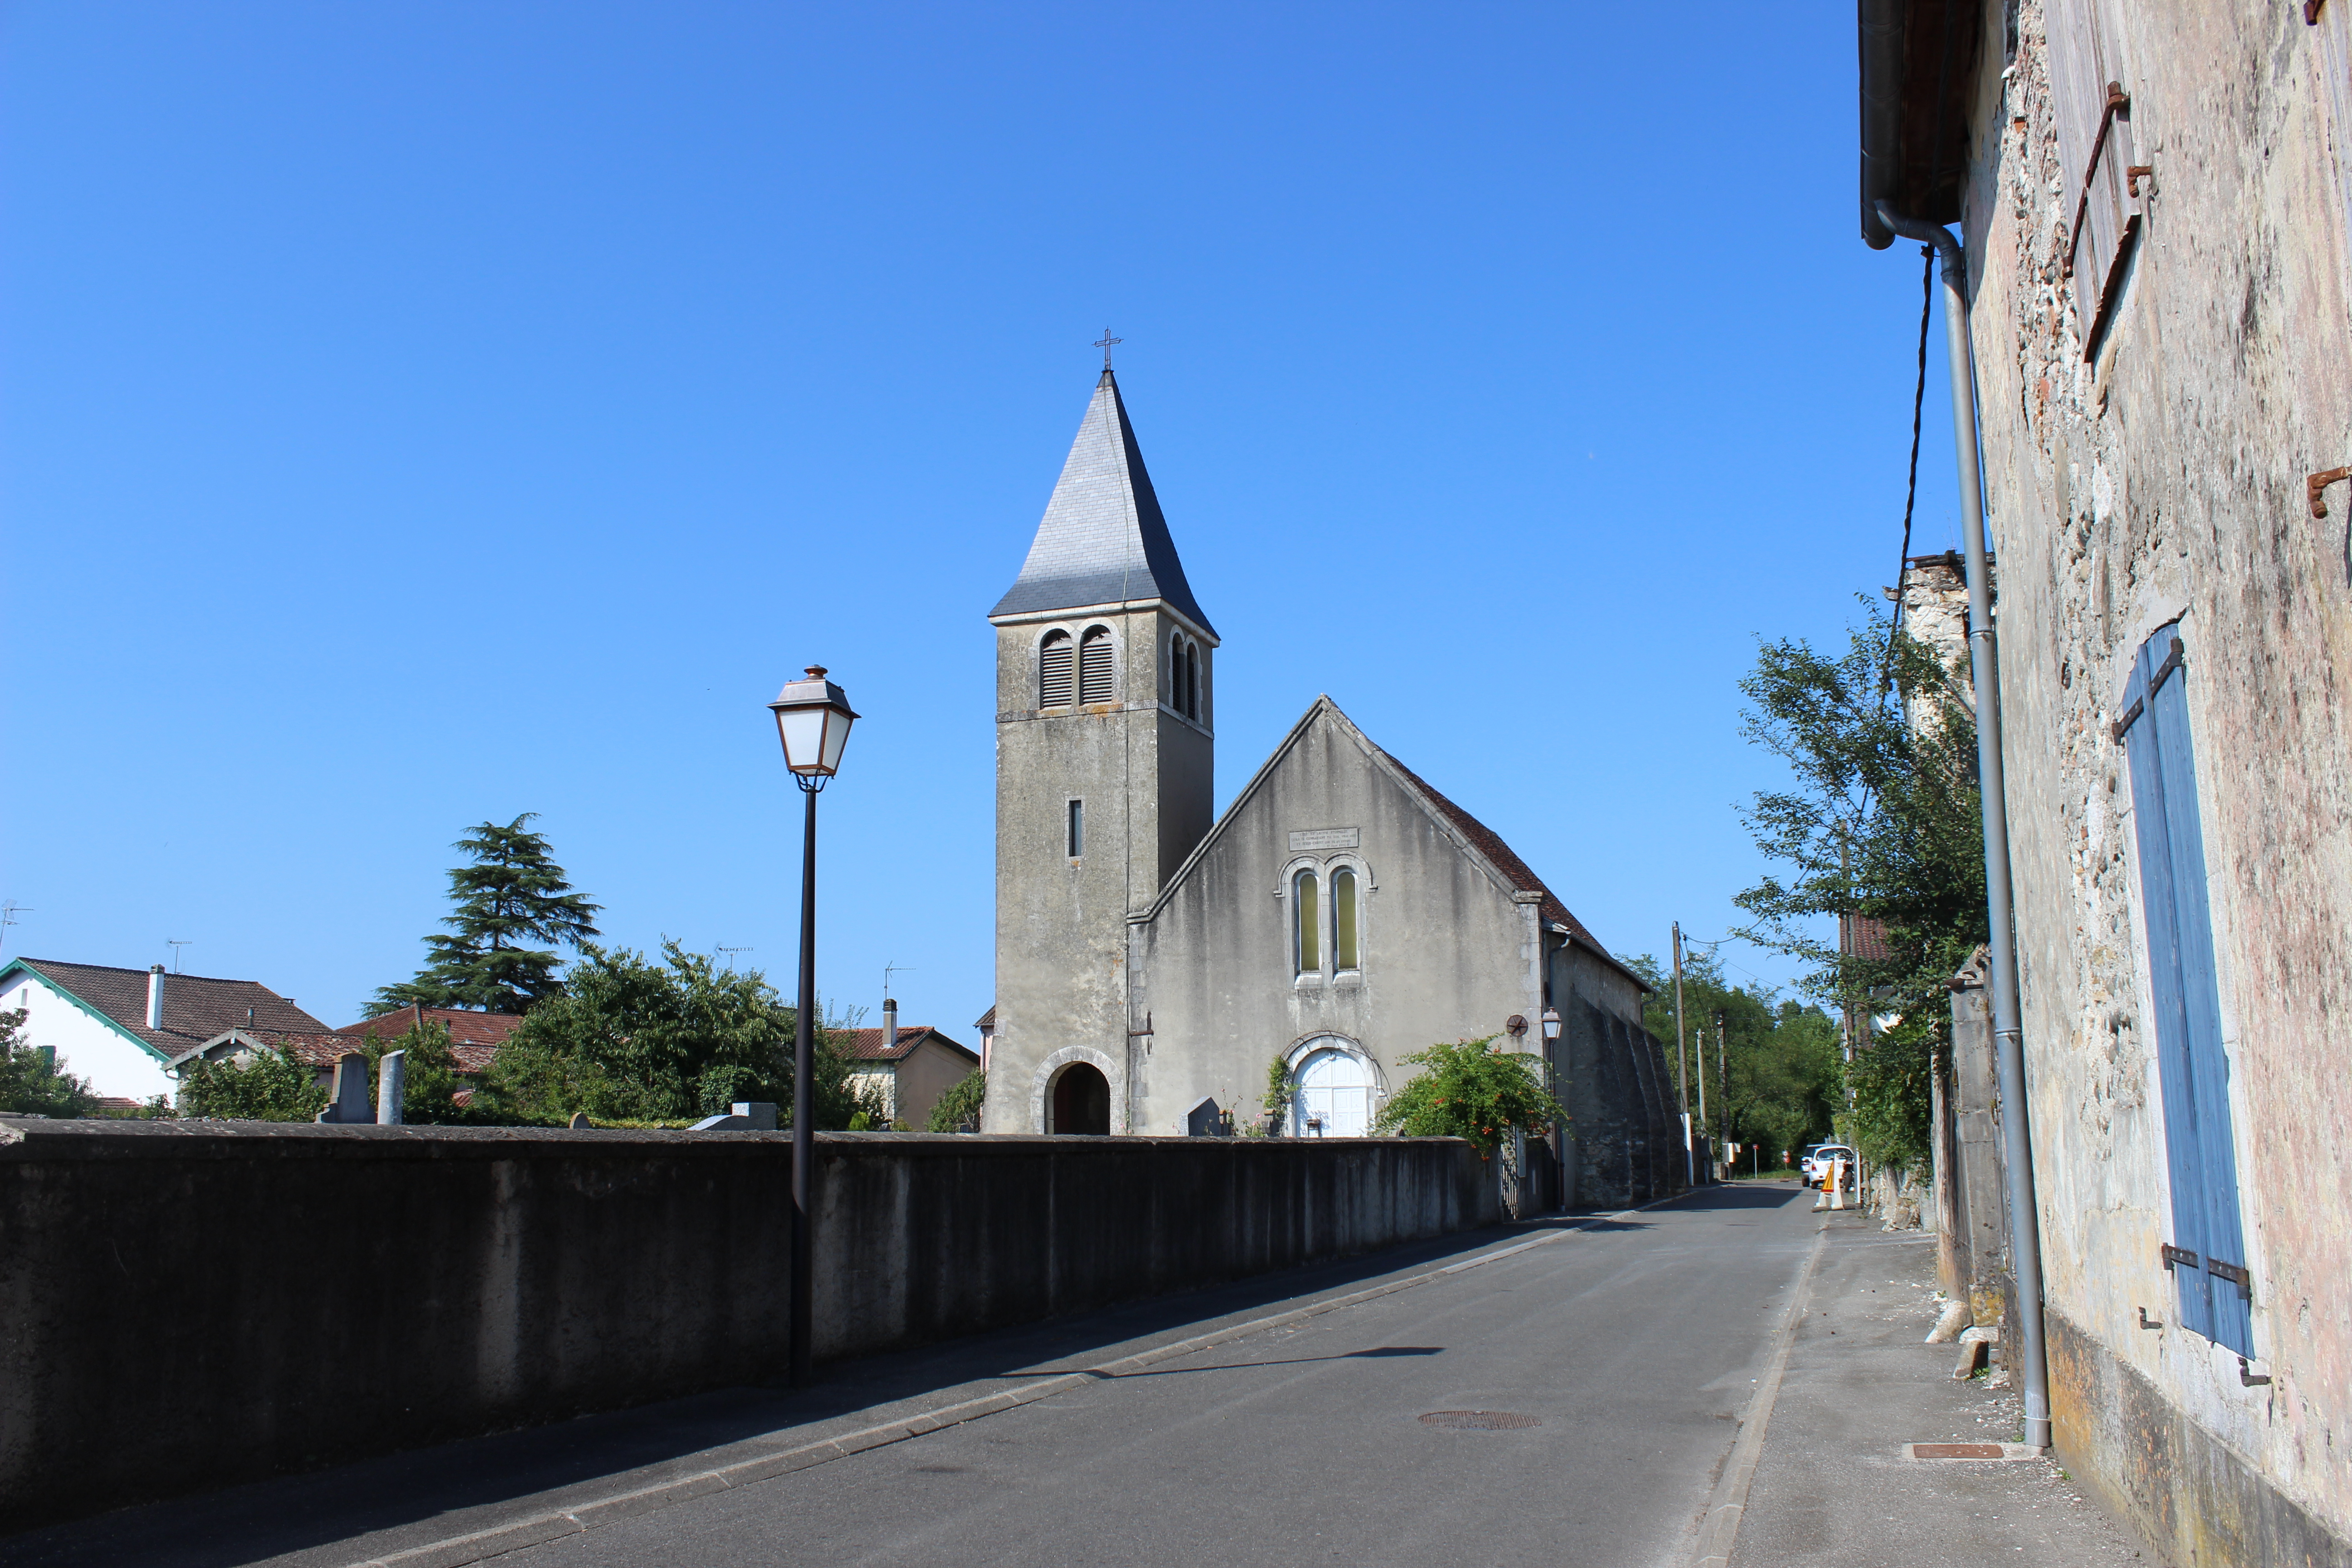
[981,370,1672,1205]
[1864,3,2352,1558]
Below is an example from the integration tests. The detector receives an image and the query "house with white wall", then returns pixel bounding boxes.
[0,959,328,1102]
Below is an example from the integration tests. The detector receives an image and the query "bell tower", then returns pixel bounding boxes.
[982,367,1217,1132]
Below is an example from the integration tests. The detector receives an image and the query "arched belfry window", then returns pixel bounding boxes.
[1078,626,1115,705]
[1293,869,1320,974]
[1039,630,1073,707]
[1168,632,1202,721]
[1332,866,1359,970]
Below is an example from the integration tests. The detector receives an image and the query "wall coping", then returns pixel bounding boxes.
[0,1122,1473,1164]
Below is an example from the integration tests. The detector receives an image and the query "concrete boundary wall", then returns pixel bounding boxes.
[0,1121,1495,1530]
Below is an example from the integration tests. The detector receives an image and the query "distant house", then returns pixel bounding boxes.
[0,958,328,1101]
[840,1024,981,1130]
[168,1004,525,1101]
[974,1006,996,1072]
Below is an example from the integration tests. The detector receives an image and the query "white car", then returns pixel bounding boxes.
[1804,1143,1857,1188]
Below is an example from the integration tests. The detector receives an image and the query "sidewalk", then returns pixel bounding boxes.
[1726,1189,2147,1567]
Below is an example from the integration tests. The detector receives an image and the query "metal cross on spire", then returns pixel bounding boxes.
[1093,328,1122,370]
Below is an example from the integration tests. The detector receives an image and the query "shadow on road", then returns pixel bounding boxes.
[2,1211,1639,1568]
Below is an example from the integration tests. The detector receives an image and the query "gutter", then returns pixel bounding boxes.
[1857,0,1905,247]
[1871,199,2053,1454]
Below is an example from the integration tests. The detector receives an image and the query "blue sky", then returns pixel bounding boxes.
[2,2,1961,1036]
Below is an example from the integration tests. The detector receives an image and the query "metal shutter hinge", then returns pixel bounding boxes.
[2239,1356,2272,1386]
[2111,696,2145,742]
[2205,1255,2254,1302]
[2308,466,2350,518]
[2160,1243,2199,1271]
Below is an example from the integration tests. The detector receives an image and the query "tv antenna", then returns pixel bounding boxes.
[716,945,753,971]
[0,902,29,958]
[167,940,193,973]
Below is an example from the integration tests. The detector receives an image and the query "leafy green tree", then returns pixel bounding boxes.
[474,941,884,1127]
[1731,604,1988,1173]
[1624,952,1842,1166]
[1373,1037,1568,1157]
[375,814,602,1014]
[926,1069,986,1132]
[0,1007,98,1117]
[178,1043,329,1122]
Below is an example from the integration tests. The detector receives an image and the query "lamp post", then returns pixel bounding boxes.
[769,664,858,1388]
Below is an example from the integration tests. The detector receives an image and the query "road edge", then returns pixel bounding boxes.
[1686,1218,1829,1568]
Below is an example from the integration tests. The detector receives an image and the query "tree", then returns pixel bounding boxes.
[375,814,601,1014]
[177,1043,328,1121]
[1624,952,1842,1166]
[473,941,886,1127]
[0,1008,98,1117]
[1731,603,1988,1173]
[1372,1037,1567,1157]
[926,1069,986,1132]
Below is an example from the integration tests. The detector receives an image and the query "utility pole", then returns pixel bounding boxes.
[1694,996,1708,1183]
[1672,922,1692,1188]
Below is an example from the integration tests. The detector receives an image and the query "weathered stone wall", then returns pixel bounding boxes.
[0,1121,1493,1532]
[1952,0,2352,1554]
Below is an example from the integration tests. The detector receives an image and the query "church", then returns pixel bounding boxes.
[980,366,1683,1207]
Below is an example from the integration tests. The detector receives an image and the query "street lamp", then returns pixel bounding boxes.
[1540,1007,1561,1044]
[769,664,858,1387]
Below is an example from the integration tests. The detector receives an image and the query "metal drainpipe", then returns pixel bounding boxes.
[1873,201,2052,1453]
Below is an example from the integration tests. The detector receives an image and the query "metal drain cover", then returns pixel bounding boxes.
[1418,1410,1542,1431]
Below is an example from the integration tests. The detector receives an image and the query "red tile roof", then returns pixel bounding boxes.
[334,1005,525,1051]
[1841,915,1896,964]
[12,959,328,1058]
[837,1025,979,1064]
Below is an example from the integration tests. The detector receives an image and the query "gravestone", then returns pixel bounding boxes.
[1185,1096,1224,1137]
[376,1050,406,1127]
[314,1054,373,1123]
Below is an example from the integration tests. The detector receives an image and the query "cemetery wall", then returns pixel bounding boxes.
[0,1120,1494,1529]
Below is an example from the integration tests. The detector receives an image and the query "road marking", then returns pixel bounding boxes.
[346,1194,1696,1568]
[1685,1221,1828,1568]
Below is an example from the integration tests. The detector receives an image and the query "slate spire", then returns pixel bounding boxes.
[990,369,1215,635]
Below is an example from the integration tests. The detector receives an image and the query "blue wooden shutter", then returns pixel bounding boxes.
[2121,625,2253,1355]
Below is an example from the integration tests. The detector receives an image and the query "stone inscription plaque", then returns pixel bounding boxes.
[1289,827,1362,851]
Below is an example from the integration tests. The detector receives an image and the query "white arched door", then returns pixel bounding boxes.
[1293,1045,1377,1137]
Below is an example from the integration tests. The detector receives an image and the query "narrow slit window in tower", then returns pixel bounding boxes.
[1039,631,1073,707]
[1067,799,1084,859]
[1078,626,1115,705]
[1294,870,1320,974]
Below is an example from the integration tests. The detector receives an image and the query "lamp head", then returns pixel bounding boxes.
[769,665,858,778]
[1540,1006,1562,1042]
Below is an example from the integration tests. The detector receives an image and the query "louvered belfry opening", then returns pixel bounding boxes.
[1039,630,1074,707]
[1078,626,1115,705]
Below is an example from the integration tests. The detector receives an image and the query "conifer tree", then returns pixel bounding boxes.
[375,814,602,1014]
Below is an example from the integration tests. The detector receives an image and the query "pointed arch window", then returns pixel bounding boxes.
[1293,870,1320,974]
[1078,626,1115,705]
[1184,640,1200,720]
[1039,631,1073,707]
[1332,866,1359,970]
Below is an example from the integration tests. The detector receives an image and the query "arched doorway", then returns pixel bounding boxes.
[1049,1062,1111,1134]
[1292,1045,1377,1137]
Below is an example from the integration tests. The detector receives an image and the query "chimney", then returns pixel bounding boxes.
[882,996,897,1051]
[146,965,165,1030]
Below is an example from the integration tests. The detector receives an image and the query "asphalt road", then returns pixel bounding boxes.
[489,1183,1819,1568]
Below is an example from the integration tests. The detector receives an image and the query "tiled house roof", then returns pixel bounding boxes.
[12,959,328,1061]
[837,1026,980,1064]
[334,1005,525,1053]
